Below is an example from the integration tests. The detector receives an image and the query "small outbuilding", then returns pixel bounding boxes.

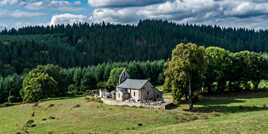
[99,88,110,98]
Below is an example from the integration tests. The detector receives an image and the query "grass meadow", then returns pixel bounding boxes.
[0,90,268,134]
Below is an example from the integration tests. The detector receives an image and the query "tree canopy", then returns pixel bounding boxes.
[164,43,208,110]
[20,65,66,102]
[107,68,125,89]
[205,47,232,93]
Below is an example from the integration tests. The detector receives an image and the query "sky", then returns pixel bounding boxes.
[1,0,268,29]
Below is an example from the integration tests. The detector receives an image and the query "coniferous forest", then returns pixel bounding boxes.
[0,20,268,76]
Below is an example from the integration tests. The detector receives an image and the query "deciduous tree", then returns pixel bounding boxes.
[205,47,232,93]
[164,43,208,111]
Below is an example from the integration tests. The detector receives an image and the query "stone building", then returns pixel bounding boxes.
[115,70,162,102]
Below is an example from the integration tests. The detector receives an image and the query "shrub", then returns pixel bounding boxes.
[8,96,18,103]
[96,81,108,88]
[25,120,35,127]
[67,84,79,95]
[48,116,56,120]
[211,112,220,117]
[48,104,55,108]
[83,90,98,96]
[73,104,81,108]
[85,97,102,103]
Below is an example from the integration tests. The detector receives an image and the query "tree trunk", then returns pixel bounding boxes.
[207,84,212,94]
[185,94,189,101]
[229,81,233,91]
[217,80,226,93]
[253,80,260,90]
[189,78,193,111]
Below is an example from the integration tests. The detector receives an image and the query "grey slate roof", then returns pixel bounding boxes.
[117,79,148,90]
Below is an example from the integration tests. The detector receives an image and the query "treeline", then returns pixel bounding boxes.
[164,44,268,110]
[1,49,267,103]
[164,46,268,96]
[0,60,164,103]
[0,74,24,103]
[1,20,268,77]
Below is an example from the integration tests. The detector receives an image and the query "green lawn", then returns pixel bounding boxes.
[0,92,268,134]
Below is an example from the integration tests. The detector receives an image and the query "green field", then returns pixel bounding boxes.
[0,92,268,134]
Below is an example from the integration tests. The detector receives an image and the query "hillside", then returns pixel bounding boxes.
[1,92,268,134]
[1,20,268,76]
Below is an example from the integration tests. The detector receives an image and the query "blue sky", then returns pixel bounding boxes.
[1,0,268,29]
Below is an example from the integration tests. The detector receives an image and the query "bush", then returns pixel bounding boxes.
[8,96,19,103]
[83,90,98,96]
[67,84,79,95]
[85,97,102,103]
[96,81,108,88]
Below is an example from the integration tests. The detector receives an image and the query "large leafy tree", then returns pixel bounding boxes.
[205,47,232,93]
[20,64,67,102]
[232,51,267,89]
[20,72,57,102]
[33,64,67,95]
[164,43,208,111]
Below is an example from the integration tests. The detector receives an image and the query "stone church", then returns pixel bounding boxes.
[115,70,163,102]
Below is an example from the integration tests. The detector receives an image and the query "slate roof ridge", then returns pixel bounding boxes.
[117,79,149,89]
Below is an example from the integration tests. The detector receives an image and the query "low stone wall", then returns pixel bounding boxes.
[101,98,172,110]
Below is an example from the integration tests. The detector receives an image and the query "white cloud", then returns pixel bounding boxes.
[74,1,81,5]
[91,0,216,24]
[50,13,89,25]
[88,0,164,8]
[11,10,45,18]
[3,0,268,29]
[92,8,139,23]
[0,9,44,18]
[222,1,268,16]
[25,0,84,11]
[88,0,268,29]
[0,0,19,6]
[0,0,84,11]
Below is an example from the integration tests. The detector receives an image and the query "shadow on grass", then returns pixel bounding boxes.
[197,99,245,105]
[201,89,268,99]
[0,103,19,108]
[190,105,268,113]
[40,96,83,102]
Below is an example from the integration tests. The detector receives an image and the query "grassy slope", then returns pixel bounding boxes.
[134,95,268,134]
[0,93,268,134]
